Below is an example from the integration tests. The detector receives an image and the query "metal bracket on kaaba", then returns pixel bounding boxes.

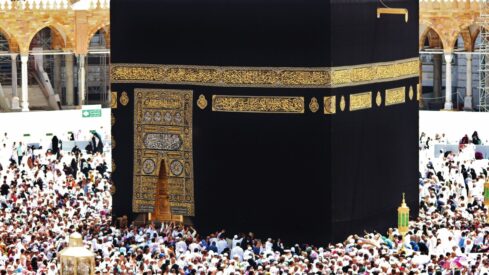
[110,0,419,244]
[377,8,409,23]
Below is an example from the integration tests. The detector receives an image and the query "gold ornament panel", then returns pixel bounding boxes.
[111,91,117,109]
[309,97,319,113]
[323,96,336,115]
[133,89,194,216]
[120,91,129,106]
[197,94,208,110]
[212,95,304,113]
[340,96,346,112]
[349,92,372,111]
[376,91,382,107]
[111,58,419,88]
[385,87,406,106]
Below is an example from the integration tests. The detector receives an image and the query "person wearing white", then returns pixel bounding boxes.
[230,243,244,261]
[216,237,228,254]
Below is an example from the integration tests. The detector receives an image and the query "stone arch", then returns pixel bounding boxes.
[452,29,472,52]
[419,26,444,50]
[447,22,478,52]
[470,25,489,51]
[87,22,110,50]
[26,23,70,53]
[0,26,19,52]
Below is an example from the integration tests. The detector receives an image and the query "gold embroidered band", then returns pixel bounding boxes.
[111,58,418,88]
[212,95,304,113]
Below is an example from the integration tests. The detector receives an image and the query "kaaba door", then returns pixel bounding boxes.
[152,159,182,222]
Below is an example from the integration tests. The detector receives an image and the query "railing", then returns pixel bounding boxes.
[0,0,110,10]
[419,90,481,111]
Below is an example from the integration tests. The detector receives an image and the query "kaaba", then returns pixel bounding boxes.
[111,0,419,244]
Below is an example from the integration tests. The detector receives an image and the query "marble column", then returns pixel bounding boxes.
[20,54,29,112]
[444,53,453,110]
[433,54,442,102]
[65,54,74,106]
[78,54,86,105]
[10,53,20,110]
[464,54,473,110]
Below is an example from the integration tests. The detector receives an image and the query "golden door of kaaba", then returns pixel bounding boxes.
[133,89,194,217]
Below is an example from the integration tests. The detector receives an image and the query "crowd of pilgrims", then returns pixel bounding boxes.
[0,131,487,274]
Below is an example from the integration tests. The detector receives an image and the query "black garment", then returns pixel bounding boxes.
[96,162,108,175]
[31,256,38,271]
[170,264,180,272]
[0,183,9,196]
[91,134,104,154]
[208,244,218,253]
[51,136,59,155]
[247,259,257,269]
[135,254,143,262]
[91,137,98,153]
[85,143,93,155]
[160,260,170,273]
[71,159,78,177]
[436,172,444,182]
[35,178,43,191]
[71,145,81,156]
[81,160,91,178]
[417,242,429,255]
[472,132,481,145]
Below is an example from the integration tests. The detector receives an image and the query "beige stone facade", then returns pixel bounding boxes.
[0,0,109,55]
[419,0,488,111]
[0,0,110,111]
[420,1,484,53]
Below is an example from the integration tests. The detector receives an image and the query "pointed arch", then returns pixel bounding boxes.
[420,27,444,50]
[87,23,110,50]
[0,26,19,52]
[470,25,489,51]
[26,23,68,52]
[451,31,469,51]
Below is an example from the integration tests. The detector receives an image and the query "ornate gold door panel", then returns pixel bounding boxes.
[133,89,194,216]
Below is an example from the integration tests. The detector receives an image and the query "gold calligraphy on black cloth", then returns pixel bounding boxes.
[111,58,419,88]
[133,89,194,215]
